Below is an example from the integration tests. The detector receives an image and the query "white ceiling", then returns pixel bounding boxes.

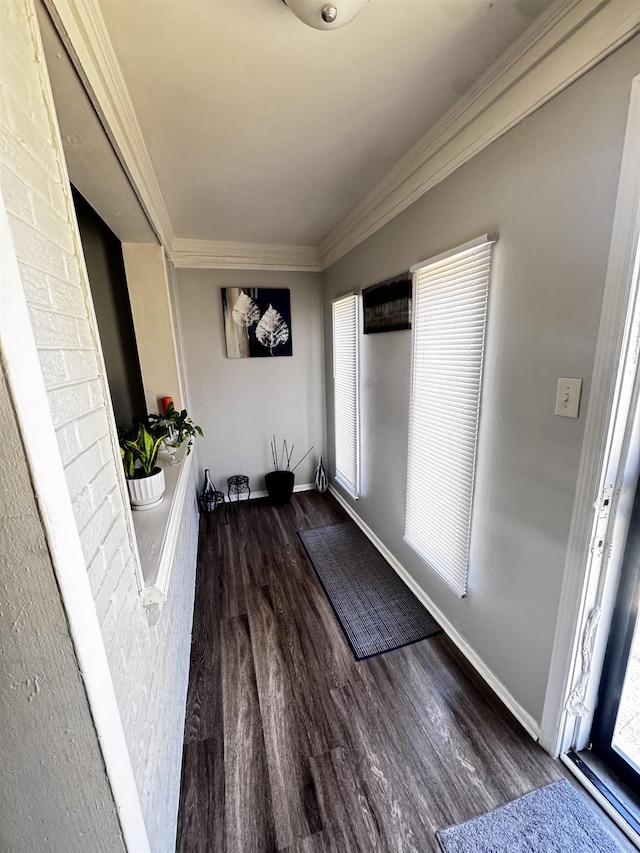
[41,0,557,252]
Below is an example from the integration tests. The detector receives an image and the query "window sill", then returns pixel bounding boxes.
[130,444,194,608]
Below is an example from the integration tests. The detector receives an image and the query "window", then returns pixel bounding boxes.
[332,293,360,498]
[405,235,495,596]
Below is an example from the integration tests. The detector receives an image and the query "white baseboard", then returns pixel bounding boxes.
[249,482,315,500]
[328,484,541,742]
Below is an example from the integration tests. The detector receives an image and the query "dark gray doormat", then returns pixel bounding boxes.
[437,779,625,853]
[298,521,441,660]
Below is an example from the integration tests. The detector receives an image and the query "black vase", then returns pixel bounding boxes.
[265,470,295,505]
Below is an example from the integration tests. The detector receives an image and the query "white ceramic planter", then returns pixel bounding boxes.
[127,467,165,511]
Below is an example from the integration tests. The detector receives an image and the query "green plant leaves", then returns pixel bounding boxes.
[147,402,203,448]
[120,445,135,479]
[122,424,164,477]
[120,405,203,478]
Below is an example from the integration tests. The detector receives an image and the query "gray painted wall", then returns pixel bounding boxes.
[176,268,325,493]
[322,36,640,724]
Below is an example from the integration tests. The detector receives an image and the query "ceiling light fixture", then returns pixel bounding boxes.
[283,0,368,30]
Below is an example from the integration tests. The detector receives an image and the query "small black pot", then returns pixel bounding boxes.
[265,470,295,505]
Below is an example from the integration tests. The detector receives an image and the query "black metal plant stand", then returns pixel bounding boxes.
[227,475,251,506]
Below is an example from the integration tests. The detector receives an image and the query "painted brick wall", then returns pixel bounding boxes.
[100,466,199,853]
[1,0,133,610]
[0,359,126,853]
[1,2,198,848]
[143,476,198,852]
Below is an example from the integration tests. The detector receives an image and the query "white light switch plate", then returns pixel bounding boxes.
[555,377,582,418]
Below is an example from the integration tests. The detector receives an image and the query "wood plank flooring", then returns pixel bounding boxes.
[175,491,624,852]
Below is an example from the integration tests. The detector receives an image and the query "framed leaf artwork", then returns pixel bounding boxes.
[222,287,293,358]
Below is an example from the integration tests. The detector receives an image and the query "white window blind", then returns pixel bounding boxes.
[332,294,360,498]
[405,235,495,597]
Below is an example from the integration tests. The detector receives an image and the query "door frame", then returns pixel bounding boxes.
[590,472,640,791]
[541,75,640,758]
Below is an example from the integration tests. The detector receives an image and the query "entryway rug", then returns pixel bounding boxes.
[298,520,441,660]
[437,779,625,852]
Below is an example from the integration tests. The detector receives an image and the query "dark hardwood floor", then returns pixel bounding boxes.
[175,491,624,852]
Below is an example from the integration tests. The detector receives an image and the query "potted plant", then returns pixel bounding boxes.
[265,436,313,505]
[148,402,203,460]
[120,423,167,511]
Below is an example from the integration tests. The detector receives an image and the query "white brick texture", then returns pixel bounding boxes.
[1,3,199,850]
[0,0,128,588]
[113,479,199,853]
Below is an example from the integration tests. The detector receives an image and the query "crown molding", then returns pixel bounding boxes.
[320,0,640,269]
[43,0,175,250]
[44,0,640,273]
[38,1,321,273]
[170,238,322,272]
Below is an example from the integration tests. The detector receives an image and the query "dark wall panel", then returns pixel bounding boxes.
[73,188,146,427]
